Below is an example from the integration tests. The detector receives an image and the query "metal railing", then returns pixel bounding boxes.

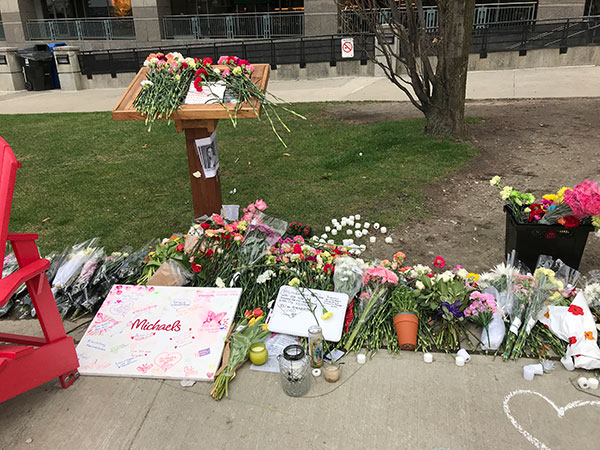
[473,16,600,55]
[341,2,537,33]
[79,34,373,77]
[163,12,304,40]
[78,16,600,78]
[26,18,135,41]
[0,22,5,41]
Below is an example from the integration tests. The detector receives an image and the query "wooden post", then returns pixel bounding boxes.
[178,119,222,218]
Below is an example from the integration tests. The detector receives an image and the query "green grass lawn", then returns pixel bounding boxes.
[0,103,477,255]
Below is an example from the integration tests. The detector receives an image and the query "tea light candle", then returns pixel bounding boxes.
[577,377,590,389]
[457,349,471,363]
[312,368,321,377]
[455,356,465,367]
[589,378,599,390]
[323,365,340,383]
[357,353,366,364]
[423,353,433,363]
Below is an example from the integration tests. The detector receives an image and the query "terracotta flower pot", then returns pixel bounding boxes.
[393,312,419,350]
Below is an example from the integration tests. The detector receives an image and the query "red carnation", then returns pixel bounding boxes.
[568,304,584,316]
[323,264,334,275]
[191,262,203,273]
[175,243,184,252]
[293,243,303,254]
[181,62,188,69]
[568,336,577,345]
[433,256,445,268]
[558,215,580,228]
[200,222,210,229]
[193,77,203,92]
[202,57,213,65]
[205,248,214,258]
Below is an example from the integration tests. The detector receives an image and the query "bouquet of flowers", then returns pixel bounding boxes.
[344,266,398,351]
[508,265,566,360]
[137,235,185,285]
[134,52,200,131]
[210,308,270,400]
[464,291,498,348]
[540,179,600,228]
[239,211,288,266]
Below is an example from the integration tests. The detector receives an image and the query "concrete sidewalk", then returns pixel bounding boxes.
[1,317,600,450]
[0,65,599,114]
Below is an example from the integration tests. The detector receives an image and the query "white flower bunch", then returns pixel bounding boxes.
[584,283,600,307]
[256,269,276,284]
[437,271,455,283]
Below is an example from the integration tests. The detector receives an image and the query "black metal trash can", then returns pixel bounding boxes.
[16,45,57,91]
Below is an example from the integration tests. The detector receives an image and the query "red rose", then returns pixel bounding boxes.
[175,243,184,252]
[200,222,210,229]
[433,256,445,268]
[568,336,577,345]
[191,262,203,273]
[568,304,584,316]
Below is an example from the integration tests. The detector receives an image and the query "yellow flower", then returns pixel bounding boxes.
[248,317,257,327]
[467,273,480,282]
[288,277,300,287]
[262,323,269,331]
[542,194,557,202]
[237,221,248,231]
[233,66,242,76]
[148,251,156,257]
[490,175,501,186]
[321,311,333,320]
[592,215,600,229]
[556,186,571,203]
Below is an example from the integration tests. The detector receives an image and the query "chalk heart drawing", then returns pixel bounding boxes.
[504,390,600,450]
[154,352,183,372]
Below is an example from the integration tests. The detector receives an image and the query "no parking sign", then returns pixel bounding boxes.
[341,37,354,58]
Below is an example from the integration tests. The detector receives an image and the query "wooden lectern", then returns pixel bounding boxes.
[112,64,270,218]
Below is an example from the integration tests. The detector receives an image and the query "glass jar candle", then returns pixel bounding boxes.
[249,342,268,365]
[277,344,310,397]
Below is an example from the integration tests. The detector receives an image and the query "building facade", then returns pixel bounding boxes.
[0,0,591,50]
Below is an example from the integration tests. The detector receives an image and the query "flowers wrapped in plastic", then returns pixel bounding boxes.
[344,266,398,351]
[540,179,600,226]
[464,291,498,348]
[239,212,288,266]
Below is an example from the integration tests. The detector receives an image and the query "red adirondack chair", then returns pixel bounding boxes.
[0,136,79,403]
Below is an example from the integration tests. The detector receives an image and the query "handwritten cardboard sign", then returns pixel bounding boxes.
[76,285,241,381]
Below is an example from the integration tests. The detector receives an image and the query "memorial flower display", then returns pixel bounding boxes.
[133,52,305,145]
[491,176,600,230]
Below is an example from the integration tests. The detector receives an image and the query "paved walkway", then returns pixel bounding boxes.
[1,318,599,450]
[0,65,599,114]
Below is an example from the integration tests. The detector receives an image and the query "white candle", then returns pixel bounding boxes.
[455,356,465,367]
[423,353,433,363]
[357,353,366,364]
[457,349,471,363]
[578,377,590,389]
[589,378,599,389]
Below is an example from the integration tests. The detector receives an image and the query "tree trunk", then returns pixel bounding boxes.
[424,0,476,139]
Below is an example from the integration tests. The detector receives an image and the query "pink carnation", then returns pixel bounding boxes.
[255,199,267,211]
[363,267,399,286]
[211,214,225,226]
[564,179,600,219]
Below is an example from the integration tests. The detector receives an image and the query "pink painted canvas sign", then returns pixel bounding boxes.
[76,285,241,381]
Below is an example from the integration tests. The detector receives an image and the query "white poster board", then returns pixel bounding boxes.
[341,37,354,58]
[76,285,241,381]
[267,286,349,342]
